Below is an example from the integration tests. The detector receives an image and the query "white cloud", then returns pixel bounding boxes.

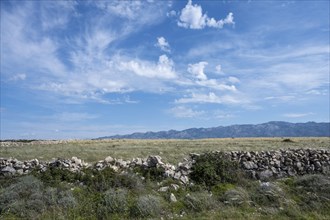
[306,90,328,95]
[196,79,237,91]
[167,10,177,17]
[213,110,236,119]
[169,106,205,118]
[175,92,242,104]
[188,61,208,80]
[215,65,222,74]
[282,113,314,118]
[119,55,177,79]
[227,76,240,84]
[95,1,169,26]
[40,1,77,30]
[176,93,221,104]
[10,73,26,81]
[156,37,171,53]
[177,0,234,29]
[53,112,99,122]
[265,96,296,101]
[96,1,142,20]
[186,62,237,91]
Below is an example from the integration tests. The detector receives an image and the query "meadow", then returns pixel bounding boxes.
[1,137,329,163]
[1,137,330,219]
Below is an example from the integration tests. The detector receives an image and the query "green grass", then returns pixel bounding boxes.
[1,137,329,163]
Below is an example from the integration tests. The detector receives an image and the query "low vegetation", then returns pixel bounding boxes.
[1,137,329,163]
[1,148,330,219]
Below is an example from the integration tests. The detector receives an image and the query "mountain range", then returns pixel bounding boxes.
[97,121,330,139]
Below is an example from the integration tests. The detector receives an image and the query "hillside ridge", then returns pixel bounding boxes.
[97,121,330,139]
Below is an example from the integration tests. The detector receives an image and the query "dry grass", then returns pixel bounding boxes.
[1,137,329,163]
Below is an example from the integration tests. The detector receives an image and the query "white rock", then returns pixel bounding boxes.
[170,193,177,202]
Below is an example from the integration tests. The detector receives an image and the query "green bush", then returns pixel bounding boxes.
[134,166,166,181]
[190,152,241,188]
[211,183,236,198]
[220,187,250,207]
[183,191,217,212]
[130,194,163,218]
[103,188,129,214]
[0,176,46,217]
[57,190,77,208]
[251,182,286,208]
[33,166,79,186]
[284,174,330,213]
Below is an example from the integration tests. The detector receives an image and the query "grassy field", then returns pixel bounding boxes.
[1,137,330,219]
[1,137,329,163]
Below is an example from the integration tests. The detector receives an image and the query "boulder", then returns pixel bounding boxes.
[104,156,114,163]
[170,193,177,202]
[242,161,257,170]
[146,155,164,167]
[158,186,169,192]
[259,170,273,181]
[1,166,16,175]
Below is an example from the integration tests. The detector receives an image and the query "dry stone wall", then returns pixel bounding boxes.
[1,149,329,183]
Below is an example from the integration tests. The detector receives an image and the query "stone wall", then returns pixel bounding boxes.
[1,149,329,183]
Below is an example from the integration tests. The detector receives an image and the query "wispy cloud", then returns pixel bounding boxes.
[9,73,26,81]
[168,106,205,118]
[52,112,99,122]
[177,0,234,29]
[175,92,243,105]
[282,113,314,118]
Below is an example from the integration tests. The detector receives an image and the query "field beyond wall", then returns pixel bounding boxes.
[1,137,329,163]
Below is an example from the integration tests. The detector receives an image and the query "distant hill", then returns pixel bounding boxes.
[97,121,330,139]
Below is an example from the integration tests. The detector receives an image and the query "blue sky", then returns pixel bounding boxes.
[1,0,329,139]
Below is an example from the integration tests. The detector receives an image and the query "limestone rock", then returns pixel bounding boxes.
[170,193,177,202]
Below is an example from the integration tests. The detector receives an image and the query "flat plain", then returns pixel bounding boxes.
[1,137,329,163]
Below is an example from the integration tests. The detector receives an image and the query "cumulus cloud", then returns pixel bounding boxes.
[156,37,171,53]
[188,61,208,80]
[119,55,177,79]
[169,106,204,118]
[187,62,237,91]
[178,0,234,29]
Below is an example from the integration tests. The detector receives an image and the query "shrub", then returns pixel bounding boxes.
[220,187,250,207]
[134,166,166,182]
[190,152,241,188]
[285,174,330,213]
[103,188,129,214]
[211,183,236,198]
[183,191,217,212]
[34,166,79,186]
[57,190,77,208]
[0,175,46,217]
[251,182,286,208]
[80,167,117,192]
[130,194,163,218]
[111,172,144,192]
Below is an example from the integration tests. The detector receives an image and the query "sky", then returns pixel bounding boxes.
[0,0,329,139]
